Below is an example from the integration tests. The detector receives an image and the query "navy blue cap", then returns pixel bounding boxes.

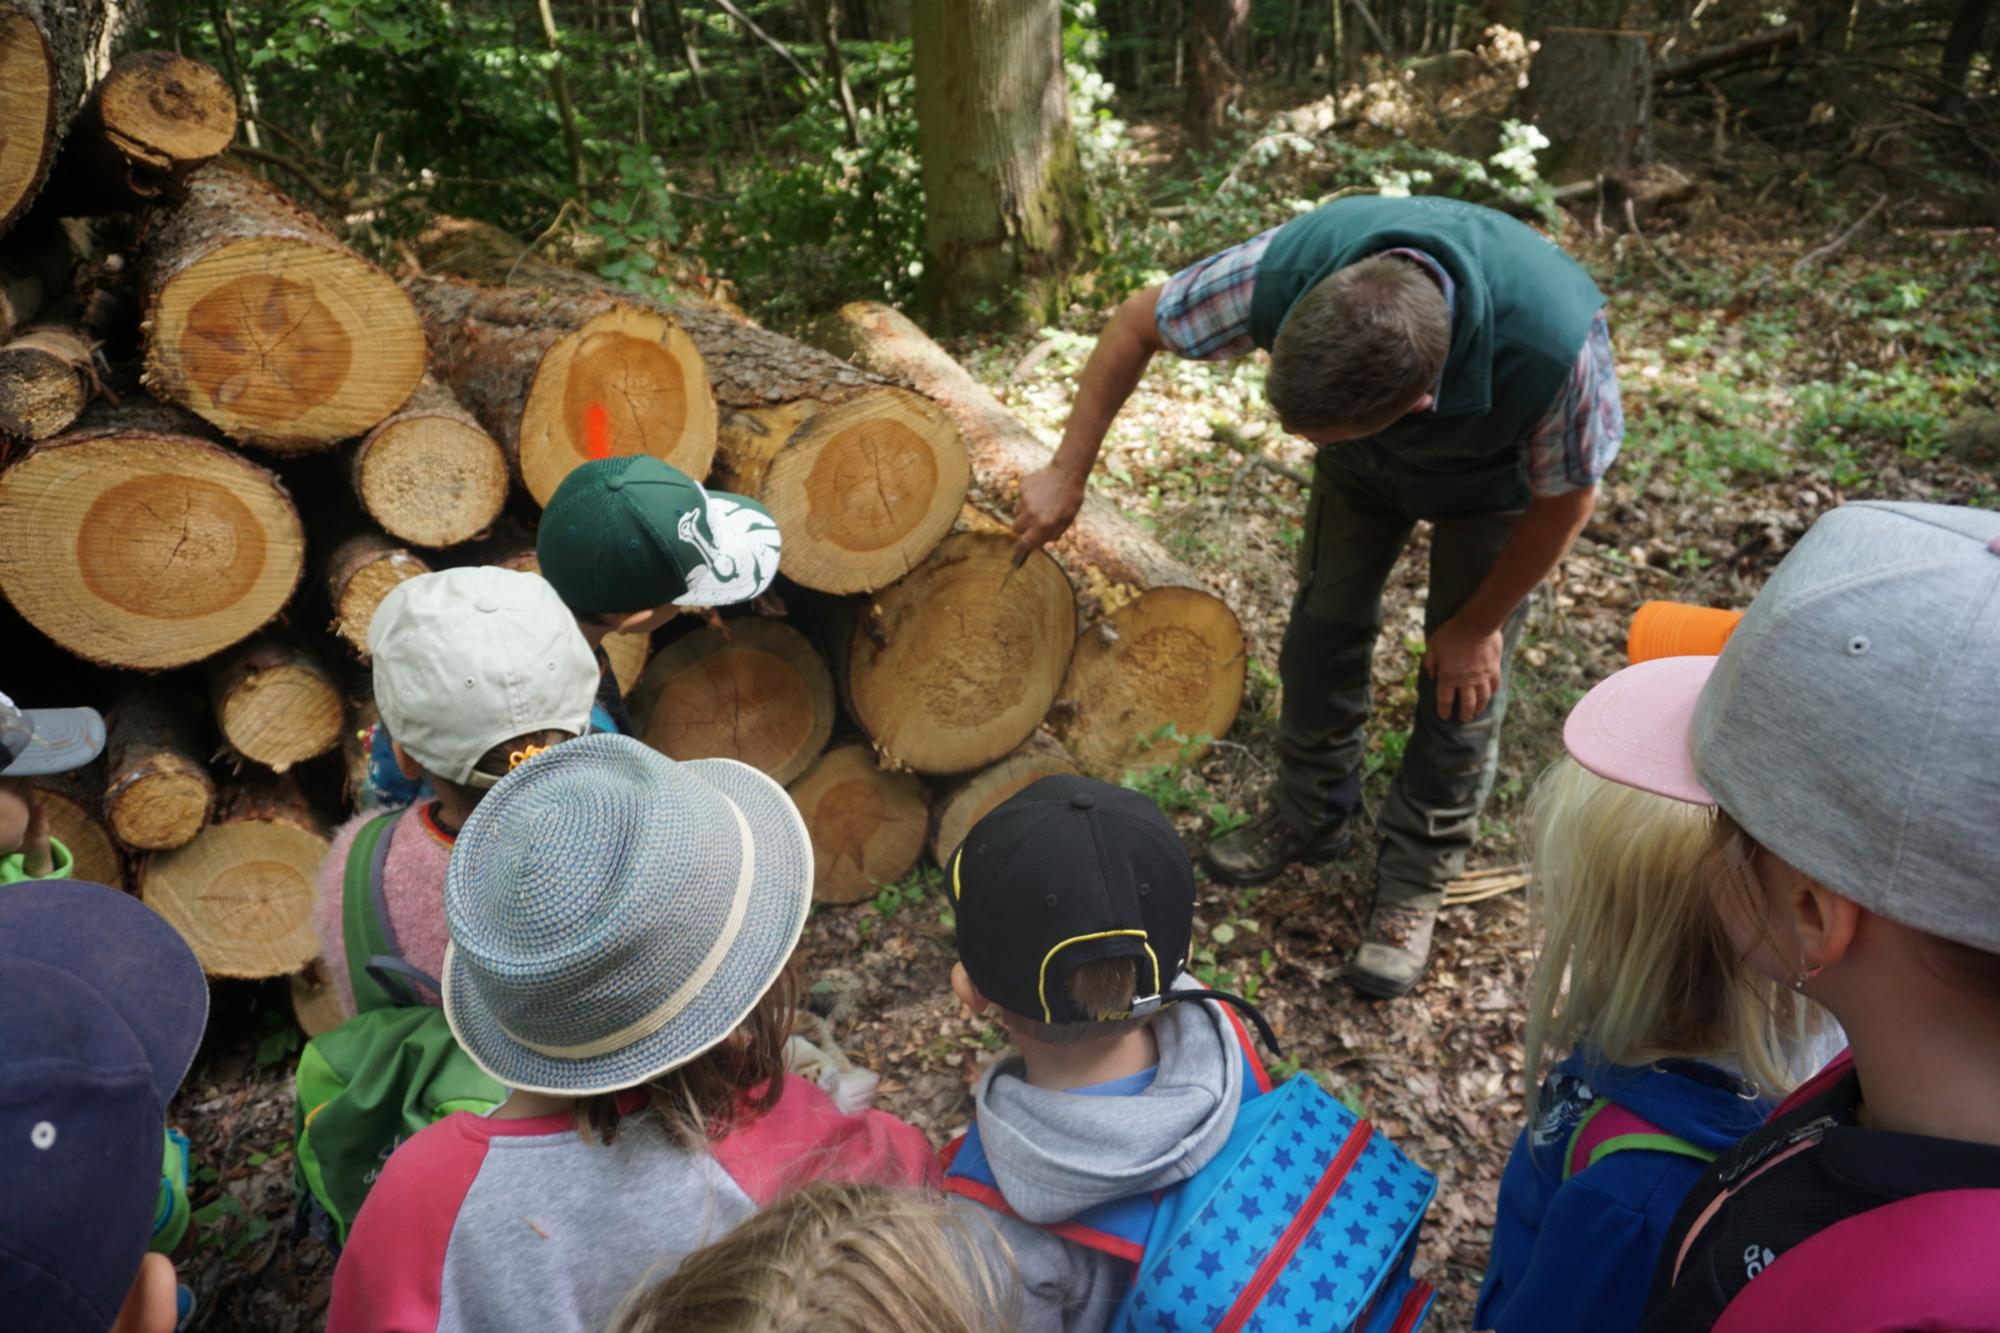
[0,880,208,1330]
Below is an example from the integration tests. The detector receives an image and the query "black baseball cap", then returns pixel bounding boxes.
[952,776,1208,1026]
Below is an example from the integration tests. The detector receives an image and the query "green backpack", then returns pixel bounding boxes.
[293,809,504,1246]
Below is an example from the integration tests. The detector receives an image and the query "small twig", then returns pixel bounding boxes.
[711,0,822,93]
[505,199,584,288]
[1012,338,1060,381]
[1791,193,1889,274]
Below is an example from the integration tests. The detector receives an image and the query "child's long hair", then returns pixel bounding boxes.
[607,1183,1019,1333]
[1523,759,1820,1096]
[575,960,800,1149]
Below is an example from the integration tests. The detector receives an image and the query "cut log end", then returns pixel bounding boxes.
[290,961,347,1038]
[103,687,215,852]
[632,618,834,786]
[107,767,212,852]
[0,415,306,669]
[0,8,56,232]
[354,407,509,548]
[789,743,929,905]
[210,639,344,772]
[0,327,95,441]
[931,732,1080,868]
[519,305,718,505]
[99,51,238,184]
[325,534,431,657]
[847,531,1077,776]
[30,768,126,892]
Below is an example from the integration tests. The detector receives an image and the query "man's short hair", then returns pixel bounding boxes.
[1266,255,1450,436]
[1001,956,1154,1045]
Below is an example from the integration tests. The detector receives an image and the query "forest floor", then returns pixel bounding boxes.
[167,109,1999,1333]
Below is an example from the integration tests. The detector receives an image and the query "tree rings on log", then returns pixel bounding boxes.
[352,374,509,548]
[713,388,969,594]
[324,532,431,657]
[1054,585,1247,777]
[789,742,929,905]
[930,730,1080,868]
[630,618,834,785]
[0,406,305,669]
[141,165,426,451]
[141,776,328,978]
[0,326,96,441]
[846,531,1076,776]
[208,637,344,772]
[103,685,215,852]
[29,765,125,891]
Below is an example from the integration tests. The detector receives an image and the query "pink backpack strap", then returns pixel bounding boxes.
[1712,1189,2000,1333]
[1564,1099,1715,1182]
[1767,1049,1853,1123]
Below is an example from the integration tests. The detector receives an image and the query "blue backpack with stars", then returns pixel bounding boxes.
[943,1013,1437,1332]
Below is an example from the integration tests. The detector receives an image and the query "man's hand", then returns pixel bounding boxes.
[1423,615,1505,723]
[20,790,52,878]
[1012,464,1086,560]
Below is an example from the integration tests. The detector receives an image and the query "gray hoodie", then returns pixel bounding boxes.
[950,984,1245,1332]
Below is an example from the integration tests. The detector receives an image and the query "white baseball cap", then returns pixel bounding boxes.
[367,567,599,788]
[0,692,105,777]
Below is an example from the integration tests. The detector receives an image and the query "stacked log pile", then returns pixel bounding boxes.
[0,42,1246,991]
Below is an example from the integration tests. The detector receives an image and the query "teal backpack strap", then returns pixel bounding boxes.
[341,810,413,1013]
[1564,1099,1716,1181]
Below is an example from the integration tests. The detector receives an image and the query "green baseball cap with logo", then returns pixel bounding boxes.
[536,457,783,615]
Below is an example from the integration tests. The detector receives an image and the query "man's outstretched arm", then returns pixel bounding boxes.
[1012,284,1166,558]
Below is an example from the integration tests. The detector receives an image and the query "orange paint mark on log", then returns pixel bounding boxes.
[583,402,612,459]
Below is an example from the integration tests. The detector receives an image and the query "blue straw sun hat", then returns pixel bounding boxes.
[440,732,813,1096]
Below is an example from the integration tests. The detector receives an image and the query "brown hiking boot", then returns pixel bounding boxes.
[1347,900,1437,998]
[1200,808,1350,887]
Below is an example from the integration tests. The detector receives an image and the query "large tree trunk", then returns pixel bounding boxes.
[40,51,237,216]
[323,531,431,657]
[30,762,126,890]
[910,0,1102,330]
[930,727,1078,867]
[207,636,344,772]
[351,373,510,548]
[788,741,929,904]
[628,617,835,785]
[0,324,97,441]
[1185,0,1249,144]
[139,773,328,978]
[1940,0,1995,102]
[414,221,970,592]
[139,164,426,452]
[1528,29,1653,182]
[811,302,1247,778]
[102,683,215,851]
[0,400,306,669]
[842,530,1077,776]
[0,0,142,234]
[405,275,718,508]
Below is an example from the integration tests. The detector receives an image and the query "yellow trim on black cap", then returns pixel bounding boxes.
[951,847,964,901]
[1037,931,1161,1023]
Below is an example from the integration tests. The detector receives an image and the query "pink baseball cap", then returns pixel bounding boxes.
[1563,655,1718,806]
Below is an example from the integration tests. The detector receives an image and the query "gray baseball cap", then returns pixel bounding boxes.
[0,693,105,778]
[1566,501,2000,952]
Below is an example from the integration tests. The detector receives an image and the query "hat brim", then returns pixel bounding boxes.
[0,879,209,1105]
[1562,656,1718,805]
[442,757,813,1097]
[1,706,106,776]
[672,490,782,608]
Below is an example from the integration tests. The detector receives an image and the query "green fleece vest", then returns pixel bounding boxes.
[1249,196,1604,515]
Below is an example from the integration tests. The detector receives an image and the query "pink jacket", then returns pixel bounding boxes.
[311,805,457,1018]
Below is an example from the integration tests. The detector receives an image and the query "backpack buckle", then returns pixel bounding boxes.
[1128,993,1162,1017]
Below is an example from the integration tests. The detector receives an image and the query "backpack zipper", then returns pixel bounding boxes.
[1217,1120,1374,1333]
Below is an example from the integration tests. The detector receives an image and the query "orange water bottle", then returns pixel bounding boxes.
[1626,601,1746,663]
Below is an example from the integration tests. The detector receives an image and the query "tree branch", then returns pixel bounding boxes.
[712,0,823,92]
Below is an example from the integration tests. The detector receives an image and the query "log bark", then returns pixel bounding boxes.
[415,222,970,592]
[139,772,328,978]
[0,400,306,669]
[1529,29,1653,181]
[1185,0,1250,144]
[207,635,344,772]
[788,741,929,904]
[0,324,97,441]
[102,683,215,851]
[481,539,653,695]
[323,531,431,657]
[351,373,510,548]
[0,0,140,233]
[629,617,835,785]
[29,763,125,891]
[930,728,1079,867]
[811,302,1247,777]
[406,275,718,508]
[1654,22,1802,82]
[842,530,1076,776]
[40,50,238,216]
[139,163,425,451]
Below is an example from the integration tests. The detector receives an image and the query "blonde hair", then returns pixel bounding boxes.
[1267,256,1451,435]
[1523,759,1820,1097]
[608,1183,1020,1333]
[1000,956,1153,1045]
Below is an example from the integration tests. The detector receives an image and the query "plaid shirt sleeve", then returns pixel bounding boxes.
[1523,311,1623,497]
[1152,228,1280,361]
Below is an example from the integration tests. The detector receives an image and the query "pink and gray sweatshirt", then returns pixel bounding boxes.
[311,804,457,1018]
[327,1073,941,1333]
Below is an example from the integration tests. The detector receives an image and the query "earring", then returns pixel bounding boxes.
[1792,958,1824,992]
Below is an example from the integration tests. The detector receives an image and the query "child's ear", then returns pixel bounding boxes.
[1788,872,1863,975]
[389,740,425,782]
[950,963,990,1017]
